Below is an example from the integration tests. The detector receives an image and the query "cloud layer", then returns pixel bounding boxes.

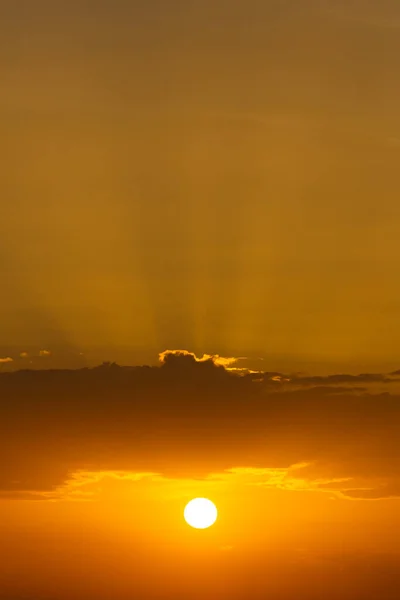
[1,350,399,501]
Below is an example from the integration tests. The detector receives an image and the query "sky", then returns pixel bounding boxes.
[1,0,400,373]
[1,1,400,598]
[1,351,400,599]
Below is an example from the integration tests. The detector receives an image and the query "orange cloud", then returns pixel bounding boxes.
[270,375,291,382]
[208,463,352,495]
[0,357,13,363]
[35,470,165,501]
[32,463,359,503]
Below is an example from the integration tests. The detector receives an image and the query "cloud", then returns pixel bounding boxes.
[340,485,400,501]
[258,371,400,393]
[270,374,291,382]
[34,470,164,501]
[21,463,355,503]
[284,373,395,386]
[19,352,29,358]
[27,462,390,503]
[159,349,241,370]
[290,385,368,395]
[0,357,13,364]
[214,463,354,496]
[0,350,399,501]
[39,349,51,357]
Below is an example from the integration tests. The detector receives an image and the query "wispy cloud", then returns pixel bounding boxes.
[32,462,387,503]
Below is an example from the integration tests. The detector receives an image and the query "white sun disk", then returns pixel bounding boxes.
[184,498,217,529]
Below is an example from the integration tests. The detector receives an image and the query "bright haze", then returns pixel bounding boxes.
[1,1,400,599]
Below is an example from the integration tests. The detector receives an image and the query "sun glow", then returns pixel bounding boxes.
[183,498,218,529]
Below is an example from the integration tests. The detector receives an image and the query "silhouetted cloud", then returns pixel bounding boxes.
[159,349,245,370]
[282,373,395,386]
[258,371,400,388]
[0,350,399,500]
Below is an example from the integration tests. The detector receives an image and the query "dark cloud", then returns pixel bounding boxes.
[261,372,400,387]
[287,385,368,394]
[1,350,399,499]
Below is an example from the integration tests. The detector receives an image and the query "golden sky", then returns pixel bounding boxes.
[1,0,400,373]
[1,1,400,598]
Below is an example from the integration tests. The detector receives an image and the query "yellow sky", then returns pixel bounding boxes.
[1,0,400,373]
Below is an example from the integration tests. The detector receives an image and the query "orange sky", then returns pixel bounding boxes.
[1,1,400,598]
[1,352,400,599]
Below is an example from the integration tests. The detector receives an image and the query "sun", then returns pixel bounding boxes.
[184,498,218,529]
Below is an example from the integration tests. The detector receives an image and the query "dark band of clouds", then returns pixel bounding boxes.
[1,350,399,500]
